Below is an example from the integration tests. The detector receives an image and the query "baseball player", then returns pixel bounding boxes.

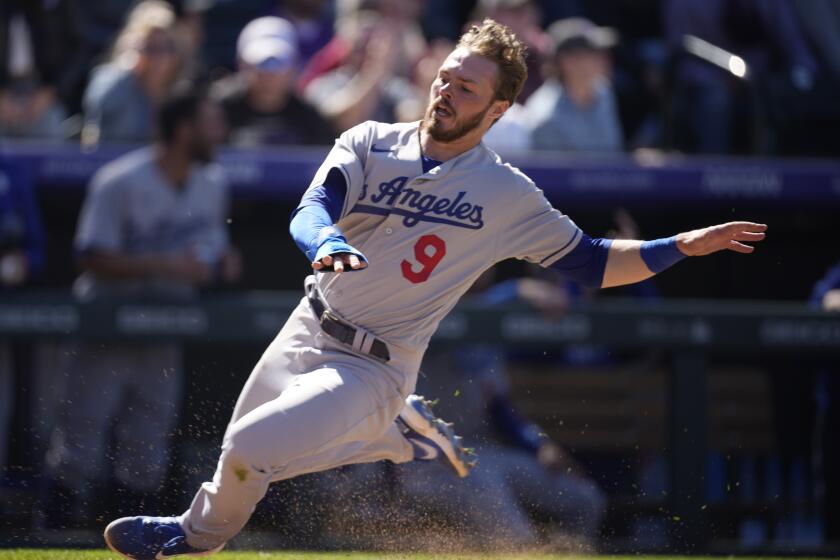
[41,86,240,530]
[104,19,767,559]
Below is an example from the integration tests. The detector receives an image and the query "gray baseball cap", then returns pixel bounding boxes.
[547,17,618,53]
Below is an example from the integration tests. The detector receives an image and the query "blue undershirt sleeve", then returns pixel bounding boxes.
[290,167,367,267]
[296,167,347,223]
[549,234,612,288]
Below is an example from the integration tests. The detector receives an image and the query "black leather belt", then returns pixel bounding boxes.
[308,291,391,362]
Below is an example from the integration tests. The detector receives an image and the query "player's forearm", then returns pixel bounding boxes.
[602,237,687,288]
[601,221,768,288]
[602,239,652,288]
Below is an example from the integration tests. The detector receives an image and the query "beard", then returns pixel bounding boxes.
[422,98,493,143]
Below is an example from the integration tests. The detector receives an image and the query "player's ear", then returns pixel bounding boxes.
[489,100,510,121]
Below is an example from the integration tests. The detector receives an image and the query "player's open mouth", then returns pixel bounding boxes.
[434,104,453,119]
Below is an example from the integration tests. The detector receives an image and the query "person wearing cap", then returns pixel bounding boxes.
[526,17,624,153]
[210,16,334,148]
[301,9,426,132]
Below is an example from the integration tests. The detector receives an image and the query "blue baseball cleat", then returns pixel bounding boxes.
[104,516,224,559]
[397,394,477,477]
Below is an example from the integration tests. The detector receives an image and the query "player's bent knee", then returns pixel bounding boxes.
[219,440,274,483]
[220,421,289,475]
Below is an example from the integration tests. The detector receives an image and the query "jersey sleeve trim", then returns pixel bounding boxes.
[336,164,354,218]
[539,227,582,266]
[548,234,613,288]
[296,167,347,223]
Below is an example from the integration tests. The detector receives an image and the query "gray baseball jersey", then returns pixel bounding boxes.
[310,120,582,351]
[74,147,230,299]
[178,121,582,550]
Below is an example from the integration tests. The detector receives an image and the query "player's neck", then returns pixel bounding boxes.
[419,127,482,163]
[155,146,192,189]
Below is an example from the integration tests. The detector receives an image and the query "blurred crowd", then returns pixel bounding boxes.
[2,0,839,156]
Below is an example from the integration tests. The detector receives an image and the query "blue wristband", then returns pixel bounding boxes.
[640,236,686,273]
[312,238,367,266]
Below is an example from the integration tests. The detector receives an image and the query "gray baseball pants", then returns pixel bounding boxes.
[180,296,417,550]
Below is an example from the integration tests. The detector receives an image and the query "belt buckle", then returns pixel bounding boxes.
[320,309,340,328]
[319,308,389,363]
[320,310,354,346]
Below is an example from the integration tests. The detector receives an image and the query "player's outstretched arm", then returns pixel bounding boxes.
[601,221,767,288]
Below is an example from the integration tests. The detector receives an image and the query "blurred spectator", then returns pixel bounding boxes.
[0,1,70,140]
[62,0,138,108]
[210,16,334,147]
[471,0,551,102]
[0,158,45,487]
[40,85,241,528]
[335,0,428,60]
[271,0,334,69]
[767,258,840,546]
[482,102,532,153]
[811,261,840,541]
[421,0,471,42]
[82,0,185,147]
[302,8,425,129]
[780,1,840,157]
[537,0,585,24]
[200,0,273,73]
[791,1,840,85]
[527,17,623,152]
[298,0,426,91]
[172,0,214,83]
[663,0,819,154]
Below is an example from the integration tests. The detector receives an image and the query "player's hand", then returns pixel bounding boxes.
[676,221,767,257]
[312,252,367,274]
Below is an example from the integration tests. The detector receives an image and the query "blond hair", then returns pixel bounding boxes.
[456,18,528,104]
[111,0,178,64]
